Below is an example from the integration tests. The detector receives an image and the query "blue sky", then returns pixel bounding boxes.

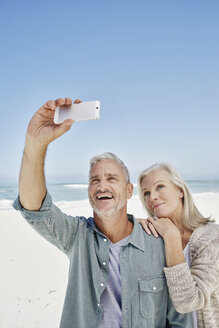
[1,0,219,184]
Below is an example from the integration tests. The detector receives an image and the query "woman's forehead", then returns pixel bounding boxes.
[141,169,170,186]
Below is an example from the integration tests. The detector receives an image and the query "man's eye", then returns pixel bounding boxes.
[108,177,116,181]
[91,179,99,184]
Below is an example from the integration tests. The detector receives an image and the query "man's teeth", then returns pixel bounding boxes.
[97,195,113,200]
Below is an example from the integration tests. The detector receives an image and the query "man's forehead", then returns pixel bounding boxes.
[90,159,124,176]
[90,173,120,180]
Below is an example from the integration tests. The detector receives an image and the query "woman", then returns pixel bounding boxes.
[137,163,219,328]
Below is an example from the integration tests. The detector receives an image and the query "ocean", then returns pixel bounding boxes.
[1,180,219,210]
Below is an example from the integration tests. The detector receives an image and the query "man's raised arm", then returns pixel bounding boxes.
[19,97,81,211]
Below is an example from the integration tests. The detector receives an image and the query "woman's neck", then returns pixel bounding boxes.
[171,215,193,249]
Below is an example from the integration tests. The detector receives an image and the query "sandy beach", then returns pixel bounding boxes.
[1,193,219,328]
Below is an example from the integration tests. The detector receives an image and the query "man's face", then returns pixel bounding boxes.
[88,159,133,218]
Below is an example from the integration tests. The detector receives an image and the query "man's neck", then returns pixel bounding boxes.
[94,208,133,243]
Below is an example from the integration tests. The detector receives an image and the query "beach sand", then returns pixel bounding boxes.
[1,194,219,328]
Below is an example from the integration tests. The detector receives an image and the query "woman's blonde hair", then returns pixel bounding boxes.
[138,163,213,229]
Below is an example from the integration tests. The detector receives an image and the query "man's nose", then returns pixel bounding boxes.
[98,178,108,191]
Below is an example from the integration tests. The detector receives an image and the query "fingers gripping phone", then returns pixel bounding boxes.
[54,101,100,124]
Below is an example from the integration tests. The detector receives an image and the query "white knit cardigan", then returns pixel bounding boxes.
[164,222,219,328]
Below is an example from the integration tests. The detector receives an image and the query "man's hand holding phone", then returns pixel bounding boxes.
[26,98,82,147]
[26,98,100,147]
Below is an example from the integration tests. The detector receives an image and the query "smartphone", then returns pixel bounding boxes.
[54,100,100,124]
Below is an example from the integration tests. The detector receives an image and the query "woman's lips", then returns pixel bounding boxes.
[153,202,164,211]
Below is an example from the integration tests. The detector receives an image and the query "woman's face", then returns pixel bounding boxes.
[140,168,184,220]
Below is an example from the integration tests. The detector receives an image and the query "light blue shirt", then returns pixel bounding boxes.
[99,235,130,328]
[13,193,193,328]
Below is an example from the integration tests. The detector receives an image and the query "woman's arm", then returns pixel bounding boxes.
[164,240,219,313]
[138,217,186,267]
[138,218,219,313]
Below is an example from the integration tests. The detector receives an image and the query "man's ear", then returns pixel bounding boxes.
[127,183,134,199]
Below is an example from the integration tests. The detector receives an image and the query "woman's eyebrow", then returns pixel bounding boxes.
[154,180,165,185]
[142,180,166,191]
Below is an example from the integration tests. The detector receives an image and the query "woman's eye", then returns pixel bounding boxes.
[157,184,164,190]
[144,191,150,197]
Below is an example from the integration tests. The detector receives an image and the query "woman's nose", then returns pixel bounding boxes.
[150,190,158,201]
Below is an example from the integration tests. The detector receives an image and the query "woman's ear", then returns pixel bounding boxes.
[179,188,184,198]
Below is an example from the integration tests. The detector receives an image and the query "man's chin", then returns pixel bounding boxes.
[93,207,117,219]
[90,198,127,220]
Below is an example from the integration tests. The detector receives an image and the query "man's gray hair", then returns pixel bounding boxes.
[89,152,130,183]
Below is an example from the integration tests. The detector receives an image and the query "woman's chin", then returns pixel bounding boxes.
[155,212,170,219]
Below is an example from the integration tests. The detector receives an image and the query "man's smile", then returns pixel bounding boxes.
[96,195,113,200]
[94,190,114,201]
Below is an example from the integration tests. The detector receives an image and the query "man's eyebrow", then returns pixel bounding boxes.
[107,173,119,177]
[89,175,99,180]
[89,173,119,180]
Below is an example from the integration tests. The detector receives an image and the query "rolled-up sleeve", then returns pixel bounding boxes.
[13,192,80,256]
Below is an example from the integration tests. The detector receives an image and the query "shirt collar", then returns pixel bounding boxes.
[124,214,145,252]
[87,215,145,253]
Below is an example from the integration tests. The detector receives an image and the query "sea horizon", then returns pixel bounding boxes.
[1,179,219,207]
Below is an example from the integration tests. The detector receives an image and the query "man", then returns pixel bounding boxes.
[14,97,193,327]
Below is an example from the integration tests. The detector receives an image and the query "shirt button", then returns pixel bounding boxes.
[97,303,101,307]
[103,261,106,266]
[103,238,107,242]
[100,282,104,287]
[153,286,157,290]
